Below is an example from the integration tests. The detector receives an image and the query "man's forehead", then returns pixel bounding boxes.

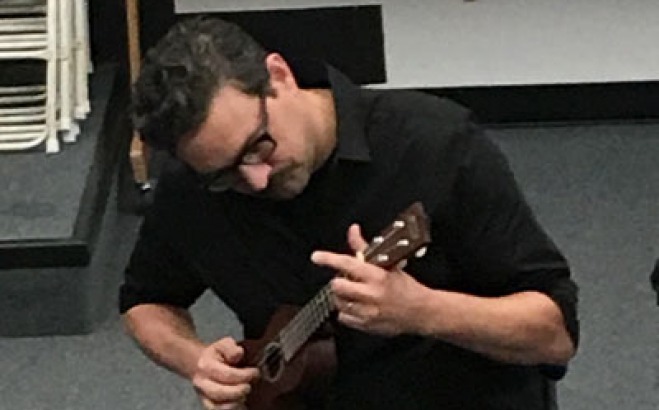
[204,87,260,134]
[176,86,260,163]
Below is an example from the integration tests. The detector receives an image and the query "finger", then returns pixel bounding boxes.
[195,378,252,404]
[333,296,357,314]
[213,338,244,365]
[337,311,367,330]
[202,361,260,385]
[218,404,247,410]
[347,224,369,255]
[200,396,217,410]
[337,296,381,319]
[201,396,245,410]
[331,277,372,301]
[201,397,241,410]
[311,251,363,274]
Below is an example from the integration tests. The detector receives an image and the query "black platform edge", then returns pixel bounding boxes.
[418,80,659,126]
[0,64,128,270]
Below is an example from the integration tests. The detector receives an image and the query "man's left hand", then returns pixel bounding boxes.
[311,224,429,336]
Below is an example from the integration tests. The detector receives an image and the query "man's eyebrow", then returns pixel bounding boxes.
[201,121,265,177]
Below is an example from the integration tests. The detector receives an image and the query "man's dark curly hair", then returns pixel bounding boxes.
[132,17,270,152]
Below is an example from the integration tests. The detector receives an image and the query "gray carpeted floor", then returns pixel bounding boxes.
[491,123,659,410]
[0,121,657,409]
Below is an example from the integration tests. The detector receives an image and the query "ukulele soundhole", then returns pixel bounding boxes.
[259,341,285,382]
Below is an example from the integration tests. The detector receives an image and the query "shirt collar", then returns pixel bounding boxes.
[326,65,372,163]
[290,58,372,163]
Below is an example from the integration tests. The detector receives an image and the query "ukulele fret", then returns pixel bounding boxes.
[279,285,333,360]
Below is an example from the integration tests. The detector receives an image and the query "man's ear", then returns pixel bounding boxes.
[265,53,298,91]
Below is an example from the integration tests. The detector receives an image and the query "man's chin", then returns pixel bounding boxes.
[259,184,305,200]
[235,182,303,200]
[263,171,310,200]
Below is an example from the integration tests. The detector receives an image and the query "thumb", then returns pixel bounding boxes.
[347,224,369,256]
[213,337,244,365]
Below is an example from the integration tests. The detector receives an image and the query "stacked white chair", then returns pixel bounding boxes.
[0,0,90,153]
[0,0,58,152]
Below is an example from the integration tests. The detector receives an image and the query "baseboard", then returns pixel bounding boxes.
[418,80,659,126]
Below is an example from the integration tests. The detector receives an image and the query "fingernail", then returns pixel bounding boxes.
[311,252,320,262]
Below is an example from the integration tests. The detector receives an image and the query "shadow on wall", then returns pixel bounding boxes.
[651,259,659,305]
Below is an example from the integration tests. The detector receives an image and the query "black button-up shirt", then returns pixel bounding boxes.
[120,63,578,410]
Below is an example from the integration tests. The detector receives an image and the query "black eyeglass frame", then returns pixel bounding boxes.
[196,96,276,192]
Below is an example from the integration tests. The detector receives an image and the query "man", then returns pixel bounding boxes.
[120,16,579,410]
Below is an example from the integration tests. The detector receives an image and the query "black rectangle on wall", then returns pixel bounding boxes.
[135,2,386,85]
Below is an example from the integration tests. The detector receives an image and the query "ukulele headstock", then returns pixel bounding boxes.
[363,202,431,269]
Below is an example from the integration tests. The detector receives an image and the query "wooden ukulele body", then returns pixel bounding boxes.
[240,305,337,410]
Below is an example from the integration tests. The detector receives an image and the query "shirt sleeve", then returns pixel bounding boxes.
[118,171,207,314]
[449,121,579,371]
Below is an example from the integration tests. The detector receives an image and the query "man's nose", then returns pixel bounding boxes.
[237,163,272,191]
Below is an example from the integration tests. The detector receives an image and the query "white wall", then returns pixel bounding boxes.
[176,0,659,88]
[176,0,379,12]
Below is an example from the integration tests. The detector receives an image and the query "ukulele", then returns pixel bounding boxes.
[240,202,432,410]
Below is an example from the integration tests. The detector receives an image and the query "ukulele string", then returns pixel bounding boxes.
[279,285,332,359]
[279,274,340,360]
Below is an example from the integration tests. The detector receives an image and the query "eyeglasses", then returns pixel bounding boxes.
[197,96,277,192]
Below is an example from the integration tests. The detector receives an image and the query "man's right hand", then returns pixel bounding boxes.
[191,337,260,410]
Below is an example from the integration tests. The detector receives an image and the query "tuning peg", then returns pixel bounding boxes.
[376,254,389,263]
[415,247,427,258]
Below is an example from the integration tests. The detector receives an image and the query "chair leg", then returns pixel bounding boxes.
[61,121,80,143]
[57,0,73,131]
[73,0,90,119]
[45,132,60,153]
[45,58,60,154]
